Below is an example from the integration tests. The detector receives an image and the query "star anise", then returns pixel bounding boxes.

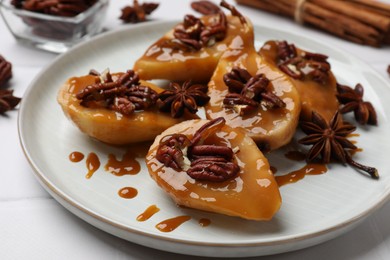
[157,80,210,118]
[119,0,159,23]
[277,40,331,84]
[0,89,21,114]
[156,117,240,182]
[336,83,377,125]
[0,55,12,88]
[298,111,379,179]
[76,69,158,115]
[222,67,285,115]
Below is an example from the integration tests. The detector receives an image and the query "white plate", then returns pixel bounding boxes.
[18,21,390,257]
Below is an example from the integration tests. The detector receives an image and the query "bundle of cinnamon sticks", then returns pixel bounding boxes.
[236,0,390,47]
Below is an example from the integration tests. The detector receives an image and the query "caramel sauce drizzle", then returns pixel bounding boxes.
[156,215,191,232]
[136,205,160,222]
[276,163,327,187]
[69,151,84,162]
[199,218,211,227]
[85,152,100,179]
[118,187,138,199]
[105,150,141,176]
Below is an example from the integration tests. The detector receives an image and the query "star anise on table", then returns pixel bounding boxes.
[156,117,240,182]
[0,89,21,114]
[119,0,159,24]
[336,83,377,125]
[298,111,379,179]
[76,69,158,115]
[222,67,285,115]
[0,55,12,88]
[157,80,210,118]
[276,40,331,84]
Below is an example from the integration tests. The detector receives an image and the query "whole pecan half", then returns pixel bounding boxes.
[277,40,331,84]
[76,69,157,115]
[223,67,285,115]
[191,0,221,15]
[156,117,240,182]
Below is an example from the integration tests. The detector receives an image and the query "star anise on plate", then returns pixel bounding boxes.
[0,89,21,114]
[222,67,285,115]
[0,55,12,88]
[336,83,377,125]
[157,80,210,118]
[76,69,158,115]
[298,111,379,179]
[119,0,159,23]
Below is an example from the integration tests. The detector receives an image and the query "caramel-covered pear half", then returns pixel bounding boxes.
[259,40,339,122]
[146,119,281,221]
[205,48,301,151]
[57,73,196,145]
[133,15,254,82]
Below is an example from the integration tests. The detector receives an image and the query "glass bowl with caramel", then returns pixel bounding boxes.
[0,0,108,53]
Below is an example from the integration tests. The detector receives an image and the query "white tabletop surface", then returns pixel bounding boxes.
[1,0,390,259]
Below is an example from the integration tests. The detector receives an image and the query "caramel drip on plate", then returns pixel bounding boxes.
[198,218,211,227]
[276,163,327,186]
[118,187,138,199]
[105,150,141,176]
[69,151,84,162]
[156,216,191,232]
[85,152,100,179]
[136,205,160,222]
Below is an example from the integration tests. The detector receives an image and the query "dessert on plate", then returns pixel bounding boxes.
[259,40,339,121]
[204,46,301,151]
[146,117,281,220]
[133,1,253,83]
[57,69,199,144]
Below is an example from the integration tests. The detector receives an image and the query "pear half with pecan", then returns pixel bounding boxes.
[205,46,301,151]
[57,69,198,145]
[259,40,339,122]
[146,118,282,221]
[133,1,253,83]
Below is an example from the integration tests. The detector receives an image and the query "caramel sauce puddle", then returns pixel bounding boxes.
[85,152,100,179]
[156,216,191,232]
[69,151,84,162]
[118,187,138,199]
[137,205,160,222]
[276,163,327,187]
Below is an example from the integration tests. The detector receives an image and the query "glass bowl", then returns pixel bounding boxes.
[0,0,109,53]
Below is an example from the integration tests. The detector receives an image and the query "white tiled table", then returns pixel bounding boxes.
[1,1,390,259]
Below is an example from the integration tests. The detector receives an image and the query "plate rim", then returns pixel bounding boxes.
[17,20,390,253]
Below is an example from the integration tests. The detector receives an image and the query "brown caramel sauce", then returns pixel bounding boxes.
[276,163,327,187]
[156,215,192,232]
[69,151,84,162]
[284,150,306,161]
[85,152,100,179]
[118,187,138,199]
[136,205,160,222]
[199,218,211,227]
[105,150,141,176]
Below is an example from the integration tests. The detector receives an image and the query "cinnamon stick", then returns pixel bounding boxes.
[235,0,390,47]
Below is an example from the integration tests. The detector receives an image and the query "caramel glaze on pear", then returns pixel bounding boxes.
[57,73,197,145]
[146,119,282,221]
[133,15,254,83]
[205,47,302,151]
[259,40,339,122]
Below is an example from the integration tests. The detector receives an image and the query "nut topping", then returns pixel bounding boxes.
[76,69,157,115]
[191,0,221,15]
[277,40,331,84]
[223,67,285,115]
[156,117,240,182]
